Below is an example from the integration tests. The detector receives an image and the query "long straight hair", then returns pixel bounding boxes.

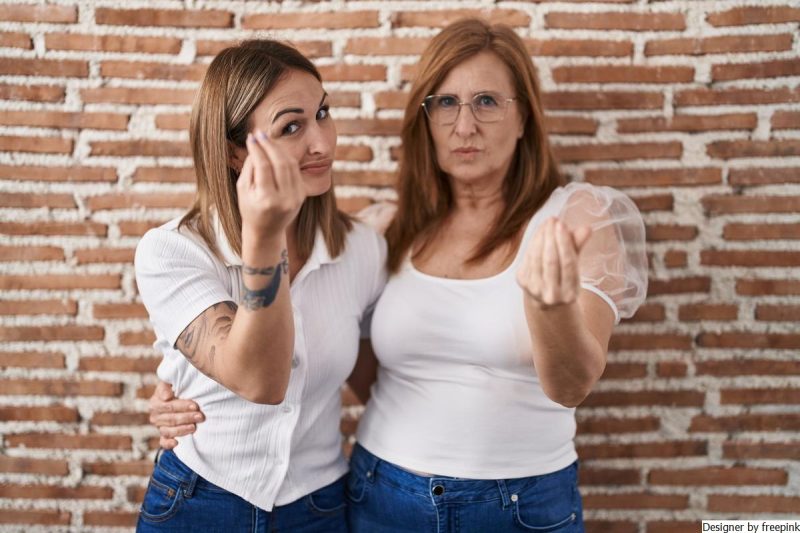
[181,39,351,261]
[386,18,564,272]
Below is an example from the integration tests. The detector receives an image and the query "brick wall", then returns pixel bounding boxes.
[0,0,798,531]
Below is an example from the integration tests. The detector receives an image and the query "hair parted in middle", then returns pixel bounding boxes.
[386,18,564,272]
[181,39,351,262]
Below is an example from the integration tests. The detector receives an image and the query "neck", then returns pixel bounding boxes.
[449,177,505,216]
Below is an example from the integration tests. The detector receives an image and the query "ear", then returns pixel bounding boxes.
[228,141,246,173]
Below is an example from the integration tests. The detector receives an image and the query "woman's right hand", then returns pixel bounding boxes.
[237,130,307,241]
[148,381,205,450]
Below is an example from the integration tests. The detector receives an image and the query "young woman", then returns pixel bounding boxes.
[134,39,385,531]
[150,20,648,533]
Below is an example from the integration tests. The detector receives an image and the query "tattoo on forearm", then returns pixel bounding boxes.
[242,249,289,310]
[176,301,237,380]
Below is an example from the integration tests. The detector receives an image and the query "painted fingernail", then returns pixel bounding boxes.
[257,130,268,140]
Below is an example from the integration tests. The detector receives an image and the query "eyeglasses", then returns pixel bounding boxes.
[421,92,517,126]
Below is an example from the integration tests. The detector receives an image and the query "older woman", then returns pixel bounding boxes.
[150,19,647,533]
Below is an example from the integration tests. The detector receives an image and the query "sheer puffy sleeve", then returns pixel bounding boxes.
[550,182,648,323]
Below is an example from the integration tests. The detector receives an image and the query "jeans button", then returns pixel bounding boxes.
[432,485,444,496]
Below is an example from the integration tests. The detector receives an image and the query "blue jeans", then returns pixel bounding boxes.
[136,449,347,533]
[347,443,583,533]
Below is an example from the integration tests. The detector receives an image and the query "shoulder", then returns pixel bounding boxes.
[135,217,219,272]
[345,219,388,266]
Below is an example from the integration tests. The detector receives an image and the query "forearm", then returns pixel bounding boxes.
[524,296,606,408]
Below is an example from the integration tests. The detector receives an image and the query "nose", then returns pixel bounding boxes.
[452,103,477,138]
[306,120,334,156]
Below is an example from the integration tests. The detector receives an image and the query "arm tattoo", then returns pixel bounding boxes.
[176,301,237,380]
[241,249,289,311]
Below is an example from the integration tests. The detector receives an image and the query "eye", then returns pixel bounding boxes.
[316,105,330,120]
[436,95,458,109]
[475,93,499,108]
[281,122,301,136]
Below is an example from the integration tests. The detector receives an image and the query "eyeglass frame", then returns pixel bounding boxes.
[420,92,518,126]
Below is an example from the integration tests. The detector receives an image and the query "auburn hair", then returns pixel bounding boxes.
[386,18,564,272]
[180,39,351,261]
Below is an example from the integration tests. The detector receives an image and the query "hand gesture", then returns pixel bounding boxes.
[148,381,204,449]
[236,130,306,241]
[517,217,593,308]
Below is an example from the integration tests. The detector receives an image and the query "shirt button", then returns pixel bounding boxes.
[432,485,444,496]
[291,357,299,369]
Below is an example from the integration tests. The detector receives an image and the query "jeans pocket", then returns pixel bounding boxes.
[511,464,579,532]
[307,477,347,516]
[139,462,185,522]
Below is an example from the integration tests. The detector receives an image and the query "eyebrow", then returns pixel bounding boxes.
[272,92,329,124]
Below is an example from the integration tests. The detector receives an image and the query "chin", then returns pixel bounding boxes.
[303,173,333,197]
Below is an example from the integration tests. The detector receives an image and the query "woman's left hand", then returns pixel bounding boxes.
[517,217,593,308]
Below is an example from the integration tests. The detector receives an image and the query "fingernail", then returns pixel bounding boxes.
[188,403,197,411]
[194,414,203,421]
[257,130,268,140]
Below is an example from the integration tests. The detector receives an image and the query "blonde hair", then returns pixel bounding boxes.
[181,39,351,261]
[386,18,564,272]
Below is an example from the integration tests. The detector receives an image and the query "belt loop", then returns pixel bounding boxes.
[153,447,162,466]
[496,480,510,509]
[183,471,199,499]
[367,451,381,483]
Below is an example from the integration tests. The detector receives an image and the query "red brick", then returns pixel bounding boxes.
[92,411,149,426]
[0,274,119,290]
[0,57,87,77]
[0,351,65,369]
[0,135,72,155]
[5,433,131,450]
[336,119,402,137]
[713,59,800,82]
[646,224,697,241]
[664,250,687,268]
[646,34,793,56]
[335,171,396,187]
[92,303,148,319]
[197,40,332,59]
[624,304,665,323]
[585,167,721,187]
[119,220,168,236]
[0,165,116,183]
[0,31,31,49]
[546,11,685,31]
[721,388,800,405]
[133,167,194,183]
[580,467,640,485]
[0,509,71,526]
[577,416,659,434]
[1,110,128,130]
[83,460,153,476]
[90,140,191,157]
[0,484,113,500]
[756,304,800,322]
[631,194,673,212]
[75,248,135,264]
[0,83,64,102]
[649,467,787,486]
[648,522,702,533]
[1,378,119,396]
[46,33,181,53]
[337,197,376,215]
[579,440,706,459]
[707,495,800,514]
[0,3,76,23]
[119,330,157,346]
[707,6,800,27]
[729,167,800,186]
[317,64,386,82]
[601,363,648,379]
[554,142,681,162]
[724,223,800,241]
[79,356,159,373]
[648,277,710,295]
[0,456,69,475]
[679,304,738,321]
[0,326,104,342]
[676,87,800,107]
[0,191,75,208]
[701,250,800,267]
[699,332,800,349]
[772,110,800,130]
[87,192,194,211]
[690,414,800,432]
[393,9,530,28]
[0,299,77,316]
[657,361,688,378]
[546,116,597,135]
[128,485,147,503]
[101,60,206,82]
[244,11,379,30]
[336,145,373,162]
[138,385,156,400]
[83,512,138,527]
[543,91,663,110]
[697,359,800,376]
[0,405,78,422]
[96,8,232,28]
[589,521,637,533]
[617,113,756,133]
[0,249,62,263]
[0,221,107,236]
[527,39,632,57]
[330,92,361,108]
[703,195,800,215]
[610,334,692,350]
[81,87,195,105]
[553,65,693,84]
[345,37,430,56]
[737,278,800,296]
[155,113,189,130]
[584,493,688,510]
[375,91,409,111]
[584,390,704,408]
[723,441,800,460]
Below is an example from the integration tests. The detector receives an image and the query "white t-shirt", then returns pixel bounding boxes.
[135,216,386,510]
[357,183,647,479]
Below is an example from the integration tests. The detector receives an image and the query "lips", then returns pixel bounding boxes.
[453,147,480,154]
[300,159,332,174]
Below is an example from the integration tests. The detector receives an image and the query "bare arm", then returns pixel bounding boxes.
[346,339,379,405]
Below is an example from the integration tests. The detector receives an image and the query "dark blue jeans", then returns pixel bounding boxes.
[136,449,347,532]
[347,443,583,532]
